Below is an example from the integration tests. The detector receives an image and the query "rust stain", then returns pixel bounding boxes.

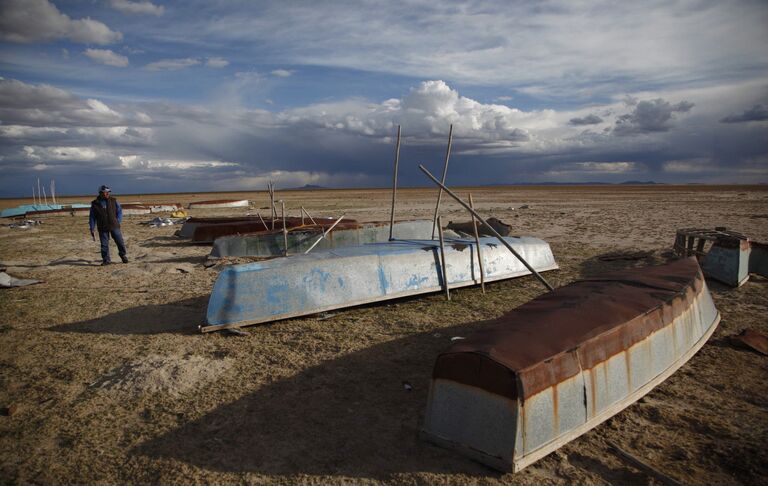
[433,258,709,402]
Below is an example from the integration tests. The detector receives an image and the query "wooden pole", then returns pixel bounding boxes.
[469,193,485,294]
[419,164,554,292]
[608,441,683,486]
[281,201,288,256]
[257,212,268,231]
[42,186,48,205]
[37,178,41,206]
[269,182,276,230]
[389,125,401,240]
[302,206,316,225]
[51,180,56,204]
[437,215,450,301]
[304,214,345,254]
[431,124,453,239]
[32,186,36,205]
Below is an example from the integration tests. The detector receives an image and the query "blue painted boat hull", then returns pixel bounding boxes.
[203,236,558,331]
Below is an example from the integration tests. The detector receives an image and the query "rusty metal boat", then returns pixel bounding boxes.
[421,257,720,472]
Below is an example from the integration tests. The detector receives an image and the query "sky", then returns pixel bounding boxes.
[0,0,767,197]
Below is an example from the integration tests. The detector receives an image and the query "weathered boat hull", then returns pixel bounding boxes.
[188,199,250,209]
[673,228,768,286]
[210,220,438,257]
[202,236,558,332]
[421,257,719,472]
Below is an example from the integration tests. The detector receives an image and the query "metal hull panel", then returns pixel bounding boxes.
[203,236,558,331]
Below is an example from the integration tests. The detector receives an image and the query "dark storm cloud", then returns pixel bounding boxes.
[613,98,694,136]
[720,104,768,123]
[568,114,603,126]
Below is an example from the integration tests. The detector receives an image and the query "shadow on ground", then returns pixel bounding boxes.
[48,296,206,335]
[133,321,505,479]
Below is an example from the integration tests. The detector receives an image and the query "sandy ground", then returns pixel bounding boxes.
[0,185,766,485]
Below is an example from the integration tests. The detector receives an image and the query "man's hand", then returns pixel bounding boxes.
[90,230,95,241]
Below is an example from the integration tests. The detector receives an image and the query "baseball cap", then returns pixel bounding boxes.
[99,185,111,193]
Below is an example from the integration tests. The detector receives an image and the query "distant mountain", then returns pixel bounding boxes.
[620,180,660,185]
[288,184,327,190]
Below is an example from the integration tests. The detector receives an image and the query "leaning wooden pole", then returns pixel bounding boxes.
[389,125,402,241]
[431,124,453,239]
[469,193,486,294]
[281,201,288,256]
[437,215,450,301]
[418,164,554,292]
[269,182,276,230]
[304,214,345,254]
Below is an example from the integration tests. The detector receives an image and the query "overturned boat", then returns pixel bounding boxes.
[210,219,440,257]
[188,199,250,209]
[202,236,558,332]
[421,257,719,472]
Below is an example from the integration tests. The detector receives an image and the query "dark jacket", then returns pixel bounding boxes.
[89,196,122,232]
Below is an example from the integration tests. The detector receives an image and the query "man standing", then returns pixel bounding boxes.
[89,185,129,265]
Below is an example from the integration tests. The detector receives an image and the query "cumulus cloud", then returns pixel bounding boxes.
[0,0,122,44]
[206,57,229,68]
[145,58,201,71]
[569,114,603,126]
[720,104,768,123]
[271,69,293,77]
[109,0,164,16]
[85,48,129,67]
[0,78,151,127]
[613,98,694,135]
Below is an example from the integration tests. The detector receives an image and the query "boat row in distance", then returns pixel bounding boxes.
[201,235,558,332]
[188,199,250,209]
[421,257,719,472]
[210,220,453,258]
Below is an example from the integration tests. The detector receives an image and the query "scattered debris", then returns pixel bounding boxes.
[446,217,512,237]
[608,440,683,486]
[223,328,249,337]
[0,271,43,288]
[402,381,413,391]
[5,220,42,229]
[450,336,465,341]
[144,217,188,228]
[518,205,530,209]
[730,329,768,355]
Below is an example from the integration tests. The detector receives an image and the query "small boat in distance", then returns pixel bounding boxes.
[188,199,250,209]
[421,257,719,472]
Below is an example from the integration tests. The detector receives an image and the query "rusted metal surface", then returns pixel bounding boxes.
[181,216,350,243]
[731,329,768,355]
[673,227,767,286]
[422,257,720,472]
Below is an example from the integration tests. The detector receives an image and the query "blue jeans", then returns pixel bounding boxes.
[99,228,127,263]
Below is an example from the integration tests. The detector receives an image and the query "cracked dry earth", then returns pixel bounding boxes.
[1,185,767,485]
